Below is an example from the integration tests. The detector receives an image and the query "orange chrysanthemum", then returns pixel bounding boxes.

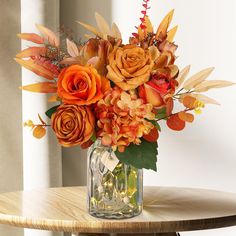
[95,87,155,152]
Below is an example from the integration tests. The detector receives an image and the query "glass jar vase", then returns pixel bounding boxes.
[87,139,143,219]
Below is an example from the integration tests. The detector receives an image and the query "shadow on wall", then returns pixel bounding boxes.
[60,0,112,188]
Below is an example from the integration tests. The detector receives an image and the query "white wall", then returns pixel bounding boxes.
[112,0,236,235]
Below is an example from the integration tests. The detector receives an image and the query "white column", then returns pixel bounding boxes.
[21,0,62,236]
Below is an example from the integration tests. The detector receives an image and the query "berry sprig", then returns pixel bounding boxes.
[132,0,151,37]
[139,0,151,30]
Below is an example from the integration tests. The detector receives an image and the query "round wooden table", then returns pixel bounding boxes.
[0,186,236,236]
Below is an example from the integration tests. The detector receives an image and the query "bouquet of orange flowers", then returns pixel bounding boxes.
[16,2,234,171]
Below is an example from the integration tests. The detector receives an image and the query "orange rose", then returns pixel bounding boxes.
[51,104,95,147]
[57,65,110,105]
[139,70,177,108]
[107,45,154,91]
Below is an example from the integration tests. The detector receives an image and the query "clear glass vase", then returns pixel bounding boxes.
[87,139,143,219]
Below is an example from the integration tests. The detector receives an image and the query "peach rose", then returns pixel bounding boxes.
[51,104,95,147]
[107,45,154,90]
[57,65,110,105]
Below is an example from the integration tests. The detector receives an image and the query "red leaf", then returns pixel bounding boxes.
[140,18,145,22]
[140,24,147,29]
[166,97,174,116]
[132,33,139,38]
[143,127,159,142]
[141,11,147,14]
[167,114,186,131]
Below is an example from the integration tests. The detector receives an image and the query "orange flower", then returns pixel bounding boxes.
[95,87,155,152]
[79,38,112,76]
[57,65,110,105]
[51,104,95,147]
[107,45,154,90]
[139,70,177,108]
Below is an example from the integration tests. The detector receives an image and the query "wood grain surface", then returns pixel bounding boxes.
[0,186,236,234]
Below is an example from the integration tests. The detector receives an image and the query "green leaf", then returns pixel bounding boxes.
[115,140,158,171]
[149,119,161,132]
[45,105,59,118]
[91,134,97,142]
[156,107,167,120]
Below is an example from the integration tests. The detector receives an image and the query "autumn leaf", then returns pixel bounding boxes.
[176,65,191,89]
[16,47,46,58]
[66,39,79,57]
[156,9,175,39]
[194,80,235,92]
[95,12,110,38]
[33,126,46,139]
[143,127,159,142]
[189,94,220,105]
[48,94,60,102]
[110,23,122,39]
[138,26,144,41]
[182,95,197,109]
[167,114,186,131]
[144,16,153,33]
[21,82,57,93]
[149,45,160,61]
[36,24,59,47]
[183,67,214,90]
[166,97,174,116]
[178,111,194,123]
[17,33,44,44]
[77,21,103,38]
[60,56,84,65]
[15,58,54,80]
[167,25,178,42]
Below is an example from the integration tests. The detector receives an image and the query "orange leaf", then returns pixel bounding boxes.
[16,47,46,58]
[178,111,194,123]
[21,82,57,93]
[182,95,196,109]
[17,33,44,44]
[167,25,178,42]
[15,58,54,80]
[48,94,60,102]
[36,24,59,47]
[156,9,175,39]
[143,127,159,142]
[167,114,185,131]
[33,126,46,139]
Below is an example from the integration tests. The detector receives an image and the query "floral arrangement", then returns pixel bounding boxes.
[16,2,234,171]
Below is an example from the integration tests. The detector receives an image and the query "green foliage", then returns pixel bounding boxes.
[115,140,158,171]
[149,119,161,131]
[45,105,60,119]
[156,107,167,120]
